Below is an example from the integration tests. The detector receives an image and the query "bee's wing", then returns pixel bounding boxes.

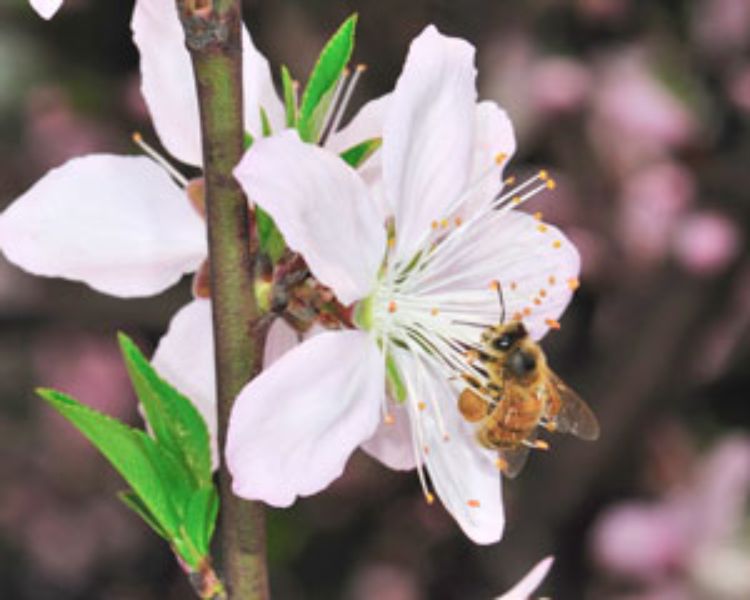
[498,445,531,479]
[545,370,600,441]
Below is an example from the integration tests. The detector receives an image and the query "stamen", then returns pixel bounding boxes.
[548,275,557,286]
[383,413,395,425]
[430,307,439,316]
[467,499,481,508]
[552,240,562,249]
[131,132,188,187]
[388,300,398,313]
[317,68,349,143]
[418,401,427,411]
[495,457,509,471]
[533,211,543,221]
[495,152,508,164]
[567,277,580,290]
[327,64,367,139]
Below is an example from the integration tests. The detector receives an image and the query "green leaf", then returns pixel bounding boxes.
[118,333,212,489]
[38,388,180,537]
[244,131,254,150]
[260,107,273,137]
[118,490,170,541]
[298,14,357,142]
[281,65,297,127]
[256,206,286,264]
[340,137,382,168]
[185,486,220,556]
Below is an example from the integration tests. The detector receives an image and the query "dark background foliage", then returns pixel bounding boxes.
[0,0,748,598]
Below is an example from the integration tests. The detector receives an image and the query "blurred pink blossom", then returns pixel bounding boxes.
[347,563,422,600]
[576,0,631,22]
[530,57,592,115]
[727,65,750,112]
[693,0,750,56]
[589,54,697,173]
[591,436,750,596]
[617,162,695,267]
[24,86,115,172]
[672,211,742,276]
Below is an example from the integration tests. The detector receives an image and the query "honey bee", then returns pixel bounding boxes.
[457,287,599,478]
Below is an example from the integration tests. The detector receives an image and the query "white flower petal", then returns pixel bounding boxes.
[29,0,63,19]
[227,330,384,507]
[234,131,385,305]
[420,210,580,341]
[327,93,389,155]
[242,27,285,136]
[361,403,417,471]
[458,101,517,219]
[496,557,554,600]
[262,318,300,367]
[397,350,504,544]
[0,155,206,298]
[383,25,477,262]
[151,299,218,463]
[132,0,282,166]
[131,0,202,166]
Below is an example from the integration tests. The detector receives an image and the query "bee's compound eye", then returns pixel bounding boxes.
[508,350,537,376]
[492,334,513,351]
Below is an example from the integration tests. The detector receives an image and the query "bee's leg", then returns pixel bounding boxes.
[522,438,550,451]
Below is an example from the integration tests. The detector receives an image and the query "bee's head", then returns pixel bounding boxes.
[483,321,528,354]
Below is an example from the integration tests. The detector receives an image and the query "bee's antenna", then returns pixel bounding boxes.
[490,280,506,323]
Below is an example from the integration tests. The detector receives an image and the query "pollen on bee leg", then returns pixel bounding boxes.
[530,439,550,451]
[545,318,561,330]
[467,499,481,508]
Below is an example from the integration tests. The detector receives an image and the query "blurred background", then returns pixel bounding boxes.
[1,0,749,598]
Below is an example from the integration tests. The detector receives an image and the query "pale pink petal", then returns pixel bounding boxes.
[0,155,206,297]
[227,330,384,506]
[151,299,217,462]
[29,0,63,19]
[262,318,299,367]
[422,210,580,341]
[496,557,554,600]
[131,0,202,166]
[458,101,517,219]
[241,28,285,136]
[234,131,385,305]
[132,0,282,166]
[361,403,416,471]
[397,350,504,544]
[383,25,477,262]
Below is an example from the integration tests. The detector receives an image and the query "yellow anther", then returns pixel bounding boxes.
[431,220,439,230]
[510,281,518,291]
[546,178,557,190]
[495,152,508,164]
[539,289,547,298]
[489,280,500,291]
[533,211,543,221]
[495,457,509,471]
[523,307,532,317]
[467,499,481,508]
[425,492,435,505]
[454,216,463,227]
[537,224,548,233]
[387,237,395,249]
[552,240,562,249]
[504,175,517,185]
[131,131,143,143]
[512,311,523,321]
[440,218,449,229]
[548,275,557,286]
[512,196,522,205]
[545,318,561,330]
[418,402,427,411]
[567,277,580,290]
[388,300,397,313]
[356,63,368,73]
[533,297,542,306]
[430,307,439,316]
[539,169,549,180]
[384,413,395,425]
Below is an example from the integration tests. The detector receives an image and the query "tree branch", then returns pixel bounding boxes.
[176,0,269,597]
